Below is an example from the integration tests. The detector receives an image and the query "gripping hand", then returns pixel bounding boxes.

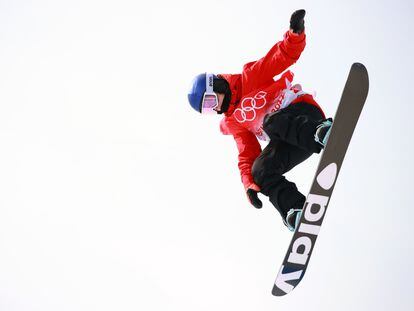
[246,183,263,209]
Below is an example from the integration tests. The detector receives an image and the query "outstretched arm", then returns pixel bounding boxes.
[242,10,307,93]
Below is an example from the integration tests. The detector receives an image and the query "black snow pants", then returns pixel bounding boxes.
[251,102,325,220]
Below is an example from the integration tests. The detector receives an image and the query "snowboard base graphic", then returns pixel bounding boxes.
[272,63,369,296]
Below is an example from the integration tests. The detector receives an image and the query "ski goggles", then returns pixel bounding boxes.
[201,73,218,114]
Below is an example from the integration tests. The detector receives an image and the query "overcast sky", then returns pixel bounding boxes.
[0,0,413,310]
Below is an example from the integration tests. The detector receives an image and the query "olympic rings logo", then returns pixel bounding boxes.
[234,91,267,123]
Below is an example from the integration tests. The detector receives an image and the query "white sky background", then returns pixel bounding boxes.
[0,0,413,310]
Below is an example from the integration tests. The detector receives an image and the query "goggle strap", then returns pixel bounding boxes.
[206,73,214,94]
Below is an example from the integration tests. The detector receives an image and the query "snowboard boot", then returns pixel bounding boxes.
[315,118,333,148]
[284,208,302,232]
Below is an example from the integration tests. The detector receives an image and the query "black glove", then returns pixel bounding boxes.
[247,188,263,209]
[290,9,306,34]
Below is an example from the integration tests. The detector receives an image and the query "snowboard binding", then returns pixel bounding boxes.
[315,118,333,147]
[285,208,302,232]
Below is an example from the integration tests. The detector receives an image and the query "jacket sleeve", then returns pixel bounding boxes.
[242,30,306,94]
[232,129,262,190]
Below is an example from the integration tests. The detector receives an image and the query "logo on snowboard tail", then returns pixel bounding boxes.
[274,162,338,295]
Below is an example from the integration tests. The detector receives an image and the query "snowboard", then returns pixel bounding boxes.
[272,63,369,296]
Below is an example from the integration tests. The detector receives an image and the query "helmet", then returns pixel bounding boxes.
[187,73,217,113]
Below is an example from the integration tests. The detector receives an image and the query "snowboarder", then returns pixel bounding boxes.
[187,10,332,231]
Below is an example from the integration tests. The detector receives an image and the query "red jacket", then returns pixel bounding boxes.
[218,30,324,190]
